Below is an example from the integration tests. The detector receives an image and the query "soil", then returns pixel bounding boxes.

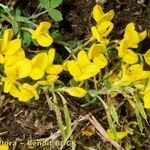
[0,0,150,150]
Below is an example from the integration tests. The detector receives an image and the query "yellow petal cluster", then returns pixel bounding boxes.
[32,22,53,47]
[121,64,150,86]
[91,4,114,44]
[0,28,62,102]
[65,46,107,81]
[117,23,147,64]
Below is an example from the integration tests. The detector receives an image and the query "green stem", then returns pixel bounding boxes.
[21,27,33,33]
[28,10,48,19]
[64,37,93,61]
[57,92,72,138]
[1,14,11,23]
[52,92,66,137]
[93,76,98,90]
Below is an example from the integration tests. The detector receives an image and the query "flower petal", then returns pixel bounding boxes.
[78,63,100,81]
[47,75,59,83]
[48,48,55,64]
[31,52,48,70]
[67,60,81,78]
[96,21,114,37]
[63,87,87,98]
[143,92,150,109]
[93,53,108,69]
[16,59,31,78]
[144,49,150,65]
[93,4,104,22]
[139,30,147,42]
[30,68,45,80]
[122,49,138,64]
[4,39,21,55]
[36,33,53,47]
[2,29,13,51]
[32,22,51,39]
[45,64,63,75]
[124,23,139,48]
[78,50,91,67]
[91,26,102,42]
[88,43,106,60]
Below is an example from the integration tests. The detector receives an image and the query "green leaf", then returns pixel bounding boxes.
[50,0,62,9]
[16,16,35,27]
[109,105,119,125]
[103,80,111,90]
[55,52,62,63]
[12,18,18,34]
[51,30,61,40]
[22,31,32,46]
[48,9,63,21]
[63,104,72,137]
[135,108,143,133]
[69,79,78,87]
[15,8,21,17]
[39,0,50,10]
[135,97,147,121]
[106,110,118,141]
[0,64,4,74]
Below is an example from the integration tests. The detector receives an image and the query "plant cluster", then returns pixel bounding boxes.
[0,2,150,148]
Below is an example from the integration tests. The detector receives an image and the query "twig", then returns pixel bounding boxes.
[87,113,123,150]
[35,115,87,142]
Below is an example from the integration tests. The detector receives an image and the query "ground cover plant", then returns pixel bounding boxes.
[0,0,150,150]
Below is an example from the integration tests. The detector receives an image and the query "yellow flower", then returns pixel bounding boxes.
[45,48,63,75]
[67,50,100,81]
[18,83,39,102]
[3,48,25,66]
[91,21,114,44]
[88,44,108,68]
[122,48,138,64]
[107,129,128,140]
[32,22,53,47]
[4,58,31,79]
[0,29,21,55]
[117,23,147,64]
[93,53,108,69]
[2,76,17,93]
[9,83,39,102]
[91,4,114,44]
[143,91,150,109]
[63,87,87,97]
[118,39,138,65]
[0,54,4,63]
[144,49,150,65]
[124,23,147,46]
[35,75,59,86]
[108,73,120,83]
[124,23,139,48]
[92,4,114,24]
[29,48,62,80]
[0,144,9,150]
[29,52,48,80]
[143,84,150,108]
[88,43,106,60]
[121,64,150,86]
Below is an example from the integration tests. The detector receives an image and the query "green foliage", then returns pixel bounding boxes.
[22,31,32,46]
[39,0,63,21]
